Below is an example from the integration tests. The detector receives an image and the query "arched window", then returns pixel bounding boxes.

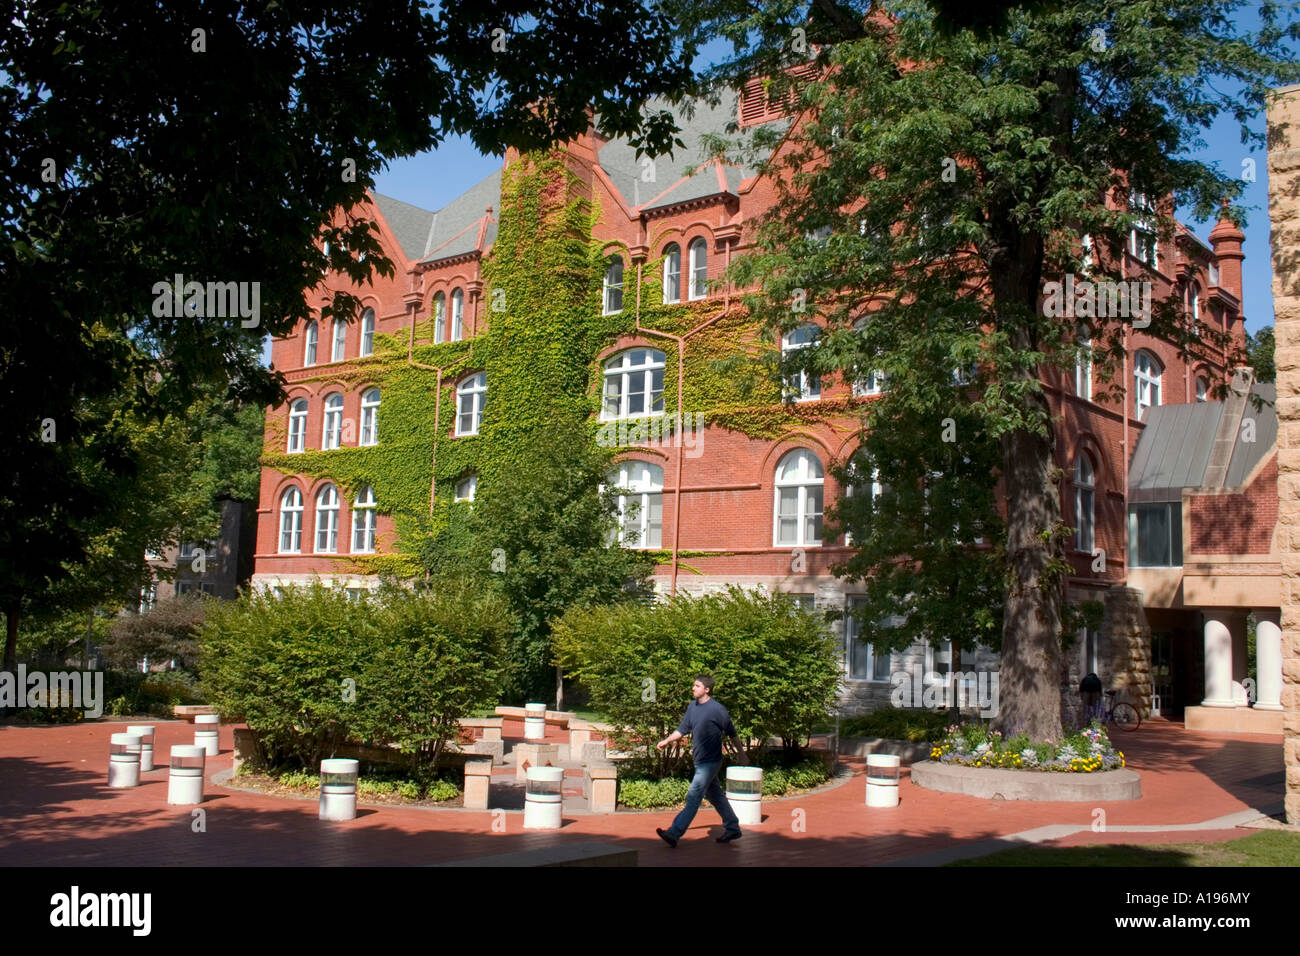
[842,449,885,548]
[287,399,308,453]
[332,319,346,361]
[352,486,377,553]
[1189,286,1200,321]
[1195,375,1209,402]
[451,289,465,341]
[359,389,380,446]
[662,243,681,303]
[603,256,624,315]
[456,373,487,436]
[278,487,303,553]
[322,393,343,449]
[602,349,665,420]
[774,449,824,546]
[1074,453,1095,553]
[1076,335,1092,401]
[688,237,708,299]
[432,292,446,344]
[455,473,477,504]
[304,321,318,366]
[1134,350,1162,420]
[608,460,663,549]
[782,325,821,402]
[360,308,375,356]
[315,484,340,553]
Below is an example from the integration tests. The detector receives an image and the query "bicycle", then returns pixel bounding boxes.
[1086,690,1141,732]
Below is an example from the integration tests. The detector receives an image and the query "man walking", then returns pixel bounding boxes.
[655,674,746,847]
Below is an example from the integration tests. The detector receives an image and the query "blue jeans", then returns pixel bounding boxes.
[666,760,740,839]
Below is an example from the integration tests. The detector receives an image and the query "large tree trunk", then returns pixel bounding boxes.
[994,423,1064,741]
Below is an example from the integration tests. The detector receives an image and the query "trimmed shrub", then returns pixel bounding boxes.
[200,580,510,770]
[554,586,843,777]
[840,708,951,743]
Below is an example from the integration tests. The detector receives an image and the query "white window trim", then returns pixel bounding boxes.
[304,322,318,366]
[332,319,346,362]
[1074,455,1095,553]
[360,309,375,356]
[279,488,303,553]
[782,325,821,402]
[433,293,446,344]
[454,474,477,504]
[315,485,340,554]
[688,238,708,300]
[601,349,666,421]
[1134,351,1161,420]
[456,373,487,436]
[287,399,308,453]
[603,257,625,315]
[359,389,380,447]
[844,598,893,683]
[663,244,681,304]
[609,460,664,549]
[322,394,344,449]
[772,449,824,547]
[1076,338,1092,402]
[451,289,464,341]
[352,487,377,553]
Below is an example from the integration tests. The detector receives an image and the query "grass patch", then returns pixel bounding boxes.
[947,830,1300,867]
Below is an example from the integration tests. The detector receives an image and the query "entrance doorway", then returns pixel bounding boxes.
[1151,631,1172,717]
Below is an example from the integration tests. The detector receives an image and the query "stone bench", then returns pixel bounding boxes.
[460,717,504,741]
[583,761,618,813]
[463,756,493,810]
[173,705,217,721]
[495,706,578,730]
[514,742,559,781]
[433,842,636,867]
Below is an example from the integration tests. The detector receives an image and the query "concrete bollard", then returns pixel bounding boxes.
[194,714,220,756]
[524,702,547,740]
[463,756,492,810]
[108,733,143,788]
[126,725,155,772]
[523,766,564,829]
[725,766,763,825]
[584,762,618,813]
[866,753,901,808]
[319,758,359,821]
[167,744,206,804]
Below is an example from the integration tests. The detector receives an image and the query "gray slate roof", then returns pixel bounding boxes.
[1128,382,1276,501]
[418,170,502,263]
[371,194,437,261]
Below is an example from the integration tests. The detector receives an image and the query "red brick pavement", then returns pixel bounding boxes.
[0,718,1283,867]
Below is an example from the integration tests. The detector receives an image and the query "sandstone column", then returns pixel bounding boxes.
[1266,83,1300,824]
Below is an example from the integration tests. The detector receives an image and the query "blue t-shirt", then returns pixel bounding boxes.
[676,697,737,764]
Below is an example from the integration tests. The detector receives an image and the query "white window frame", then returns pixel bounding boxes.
[322,393,344,449]
[454,474,477,504]
[688,237,707,300]
[279,487,303,553]
[608,460,663,549]
[359,389,380,446]
[663,243,681,303]
[451,289,464,341]
[1195,376,1209,402]
[456,373,487,436]
[360,308,375,356]
[1074,453,1095,553]
[433,293,446,344]
[1076,336,1092,402]
[287,399,308,453]
[602,349,665,420]
[773,449,824,547]
[844,597,893,683]
[352,486,376,553]
[1129,191,1159,270]
[332,319,346,362]
[603,256,624,315]
[1134,350,1161,420]
[315,484,340,554]
[304,321,318,366]
[782,325,821,402]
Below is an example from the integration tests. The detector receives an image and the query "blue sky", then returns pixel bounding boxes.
[372,15,1282,337]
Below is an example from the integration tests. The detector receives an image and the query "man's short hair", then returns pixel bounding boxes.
[695,674,715,693]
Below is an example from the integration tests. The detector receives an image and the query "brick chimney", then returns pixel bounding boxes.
[1208,211,1245,302]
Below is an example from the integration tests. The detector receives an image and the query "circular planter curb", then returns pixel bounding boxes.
[910,760,1141,801]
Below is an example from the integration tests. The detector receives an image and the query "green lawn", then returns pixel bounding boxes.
[946,830,1300,867]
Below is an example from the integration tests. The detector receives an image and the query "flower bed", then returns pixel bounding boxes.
[929,721,1125,773]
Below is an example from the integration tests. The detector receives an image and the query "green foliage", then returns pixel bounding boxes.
[1248,327,1275,384]
[103,595,208,672]
[199,581,510,770]
[618,777,693,809]
[554,586,843,776]
[616,752,830,806]
[839,709,953,743]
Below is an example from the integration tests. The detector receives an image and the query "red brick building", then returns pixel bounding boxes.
[253,89,1277,722]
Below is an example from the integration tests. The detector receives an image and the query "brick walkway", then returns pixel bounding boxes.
[0,718,1284,866]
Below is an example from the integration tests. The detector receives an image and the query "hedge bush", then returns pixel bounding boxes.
[554,586,843,777]
[839,708,951,743]
[200,580,510,770]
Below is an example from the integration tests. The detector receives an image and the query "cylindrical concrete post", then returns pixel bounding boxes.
[319,758,359,822]
[524,702,546,740]
[866,754,901,808]
[167,744,206,804]
[523,765,564,829]
[127,725,155,772]
[108,733,143,788]
[1202,611,1235,707]
[194,714,220,755]
[725,766,763,825]
[1255,609,1284,710]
